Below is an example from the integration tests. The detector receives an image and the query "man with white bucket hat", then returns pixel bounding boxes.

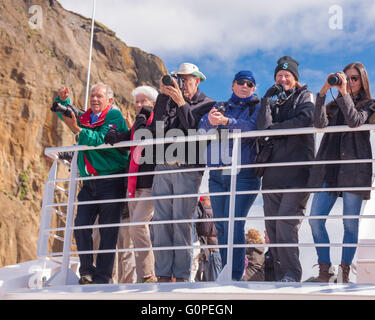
[149,62,216,282]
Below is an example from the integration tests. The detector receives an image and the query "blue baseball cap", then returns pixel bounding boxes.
[233,70,256,85]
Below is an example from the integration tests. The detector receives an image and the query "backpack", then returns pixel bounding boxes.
[196,201,217,238]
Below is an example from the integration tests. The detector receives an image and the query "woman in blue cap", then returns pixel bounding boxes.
[198,70,261,281]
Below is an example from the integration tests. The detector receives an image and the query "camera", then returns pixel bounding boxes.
[50,101,82,118]
[328,73,347,86]
[264,83,285,99]
[216,103,226,115]
[162,74,185,91]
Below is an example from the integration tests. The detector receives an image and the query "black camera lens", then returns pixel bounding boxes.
[50,102,72,118]
[162,75,174,87]
[162,74,185,91]
[328,74,341,86]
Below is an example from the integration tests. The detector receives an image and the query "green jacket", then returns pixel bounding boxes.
[55,97,129,177]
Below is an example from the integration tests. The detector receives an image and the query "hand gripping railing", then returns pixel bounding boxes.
[39,124,375,286]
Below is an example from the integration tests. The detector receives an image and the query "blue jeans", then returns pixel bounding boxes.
[209,168,260,280]
[309,185,363,265]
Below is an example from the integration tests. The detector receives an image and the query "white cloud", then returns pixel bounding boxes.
[57,0,375,99]
[59,0,375,60]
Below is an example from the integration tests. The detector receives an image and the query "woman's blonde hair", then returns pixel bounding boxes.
[245,229,264,244]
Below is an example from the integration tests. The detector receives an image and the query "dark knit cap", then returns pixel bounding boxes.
[274,56,299,81]
[233,70,256,85]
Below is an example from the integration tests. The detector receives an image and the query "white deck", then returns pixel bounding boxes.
[1,258,375,300]
[4,280,375,300]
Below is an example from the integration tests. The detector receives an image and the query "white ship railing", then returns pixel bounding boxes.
[38,124,375,286]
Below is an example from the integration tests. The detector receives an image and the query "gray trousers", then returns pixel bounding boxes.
[151,164,203,280]
[263,191,310,282]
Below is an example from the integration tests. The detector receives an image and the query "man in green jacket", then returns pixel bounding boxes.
[54,83,129,284]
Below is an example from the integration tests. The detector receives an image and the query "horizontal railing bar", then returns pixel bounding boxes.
[44,191,228,207]
[47,166,218,183]
[44,124,375,160]
[42,214,375,234]
[239,158,375,169]
[48,158,375,184]
[49,233,65,242]
[39,242,375,258]
[236,186,375,194]
[43,185,375,208]
[356,259,375,263]
[43,217,231,233]
[52,208,66,218]
[55,185,68,194]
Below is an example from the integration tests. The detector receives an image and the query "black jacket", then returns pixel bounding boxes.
[150,89,216,166]
[118,108,155,189]
[257,85,315,189]
[308,94,375,200]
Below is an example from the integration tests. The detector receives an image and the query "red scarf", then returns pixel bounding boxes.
[80,105,112,176]
[79,104,112,128]
[127,112,154,198]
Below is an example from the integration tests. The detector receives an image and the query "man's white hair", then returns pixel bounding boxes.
[90,82,114,99]
[131,85,158,103]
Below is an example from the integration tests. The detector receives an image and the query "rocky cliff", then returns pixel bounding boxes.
[0,0,167,266]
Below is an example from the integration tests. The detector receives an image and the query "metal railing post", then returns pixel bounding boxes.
[46,152,79,286]
[37,160,58,258]
[225,137,240,281]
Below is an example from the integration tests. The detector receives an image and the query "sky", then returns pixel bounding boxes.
[57,0,375,103]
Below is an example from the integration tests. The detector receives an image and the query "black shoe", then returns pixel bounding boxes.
[79,275,93,285]
[279,276,296,282]
[157,276,172,283]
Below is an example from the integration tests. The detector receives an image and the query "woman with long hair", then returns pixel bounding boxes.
[308,62,375,283]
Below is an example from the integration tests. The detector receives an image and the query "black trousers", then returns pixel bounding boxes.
[74,175,125,283]
[263,191,309,282]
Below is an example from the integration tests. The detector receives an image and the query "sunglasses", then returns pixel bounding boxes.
[348,75,360,82]
[236,79,255,88]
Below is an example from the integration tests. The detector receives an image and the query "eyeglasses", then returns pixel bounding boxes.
[236,79,255,88]
[349,75,360,82]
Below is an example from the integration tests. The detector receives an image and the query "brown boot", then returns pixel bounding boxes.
[337,263,350,283]
[308,263,335,282]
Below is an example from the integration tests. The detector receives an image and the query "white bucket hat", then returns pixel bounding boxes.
[171,63,206,81]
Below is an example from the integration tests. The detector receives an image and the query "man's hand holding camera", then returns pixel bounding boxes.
[208,107,228,126]
[159,76,186,107]
[62,110,81,135]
